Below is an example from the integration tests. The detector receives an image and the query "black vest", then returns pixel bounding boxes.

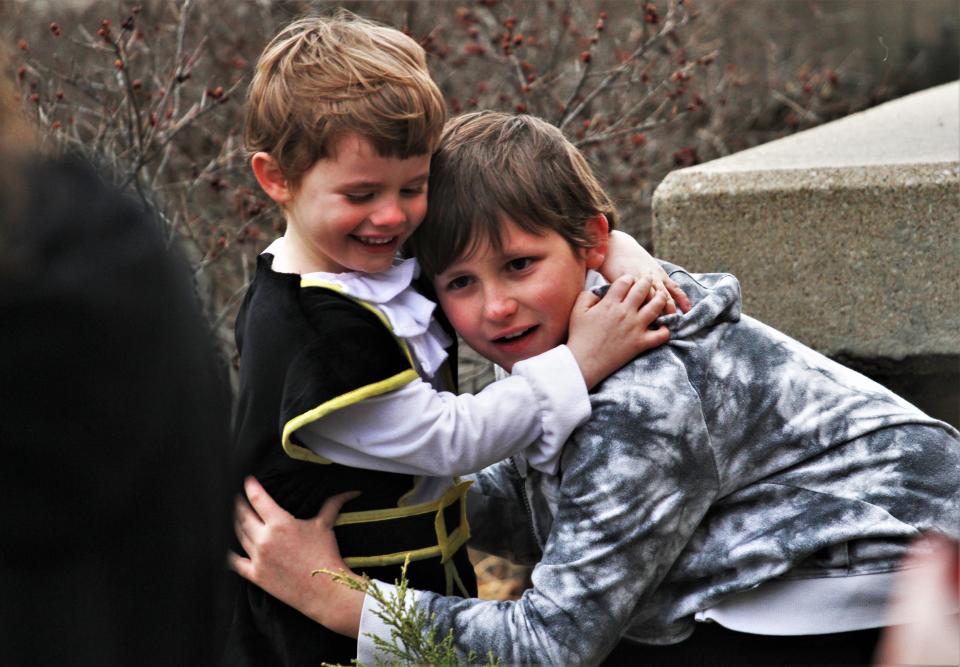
[225,254,476,666]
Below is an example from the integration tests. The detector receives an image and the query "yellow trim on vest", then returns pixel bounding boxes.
[281,368,420,463]
[337,480,473,596]
[279,279,420,464]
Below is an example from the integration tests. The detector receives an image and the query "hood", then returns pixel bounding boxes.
[654,261,742,340]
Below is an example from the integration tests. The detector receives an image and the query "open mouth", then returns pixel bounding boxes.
[493,325,537,345]
[352,235,397,246]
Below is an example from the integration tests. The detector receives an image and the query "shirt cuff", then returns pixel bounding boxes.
[511,345,591,475]
[356,581,422,665]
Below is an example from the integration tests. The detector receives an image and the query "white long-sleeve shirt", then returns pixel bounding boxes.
[264,239,591,480]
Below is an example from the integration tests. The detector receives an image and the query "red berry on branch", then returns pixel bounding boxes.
[17,39,28,51]
[580,51,591,63]
[49,23,63,37]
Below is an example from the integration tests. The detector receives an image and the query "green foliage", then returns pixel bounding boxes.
[317,558,500,667]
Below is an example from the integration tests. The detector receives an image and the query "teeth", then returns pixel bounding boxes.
[500,327,531,341]
[356,236,395,246]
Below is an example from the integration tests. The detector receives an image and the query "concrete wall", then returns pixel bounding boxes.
[653,82,959,426]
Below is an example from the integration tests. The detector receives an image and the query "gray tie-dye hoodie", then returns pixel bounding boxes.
[406,264,960,666]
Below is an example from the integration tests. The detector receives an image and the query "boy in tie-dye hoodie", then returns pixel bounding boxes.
[232,112,960,667]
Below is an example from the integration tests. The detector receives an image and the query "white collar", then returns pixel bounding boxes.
[285,252,451,379]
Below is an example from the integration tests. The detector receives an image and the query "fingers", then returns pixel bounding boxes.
[601,274,637,302]
[574,288,600,312]
[596,275,680,323]
[244,476,286,522]
[233,496,259,551]
[622,276,655,311]
[637,287,669,327]
[640,322,671,349]
[658,282,677,315]
[228,551,254,581]
[318,490,362,528]
[665,277,691,313]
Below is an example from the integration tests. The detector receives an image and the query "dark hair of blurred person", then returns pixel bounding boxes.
[0,47,233,666]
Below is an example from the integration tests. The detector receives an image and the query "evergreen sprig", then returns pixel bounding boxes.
[317,557,500,667]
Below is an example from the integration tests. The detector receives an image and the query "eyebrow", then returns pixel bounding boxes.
[338,180,381,190]
[338,173,430,190]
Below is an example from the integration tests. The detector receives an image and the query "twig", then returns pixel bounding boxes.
[573,112,684,149]
[559,1,689,131]
[770,89,822,123]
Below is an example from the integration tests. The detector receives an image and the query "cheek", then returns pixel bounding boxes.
[407,195,429,227]
[535,282,579,334]
[323,204,363,235]
[438,295,482,345]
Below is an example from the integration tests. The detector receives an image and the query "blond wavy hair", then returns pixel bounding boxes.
[244,11,446,188]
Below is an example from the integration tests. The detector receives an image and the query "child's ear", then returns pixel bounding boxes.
[251,152,293,205]
[583,214,610,270]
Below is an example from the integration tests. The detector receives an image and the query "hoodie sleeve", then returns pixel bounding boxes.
[360,353,720,666]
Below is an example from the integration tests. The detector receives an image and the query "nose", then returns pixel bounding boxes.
[369,198,406,228]
[484,284,517,322]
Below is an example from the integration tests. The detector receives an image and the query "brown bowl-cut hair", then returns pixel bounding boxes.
[244,11,446,189]
[409,111,617,278]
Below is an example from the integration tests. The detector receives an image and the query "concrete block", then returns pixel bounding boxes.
[653,82,959,424]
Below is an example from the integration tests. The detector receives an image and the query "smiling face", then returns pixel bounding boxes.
[265,132,431,274]
[435,218,600,372]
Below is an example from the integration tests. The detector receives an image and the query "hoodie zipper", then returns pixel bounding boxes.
[510,456,543,548]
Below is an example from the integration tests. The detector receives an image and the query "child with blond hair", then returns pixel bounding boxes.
[226,14,679,665]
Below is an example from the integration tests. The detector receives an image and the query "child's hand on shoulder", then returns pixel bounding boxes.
[601,230,691,314]
[567,275,670,389]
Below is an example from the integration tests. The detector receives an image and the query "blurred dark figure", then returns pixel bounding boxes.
[0,51,233,666]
